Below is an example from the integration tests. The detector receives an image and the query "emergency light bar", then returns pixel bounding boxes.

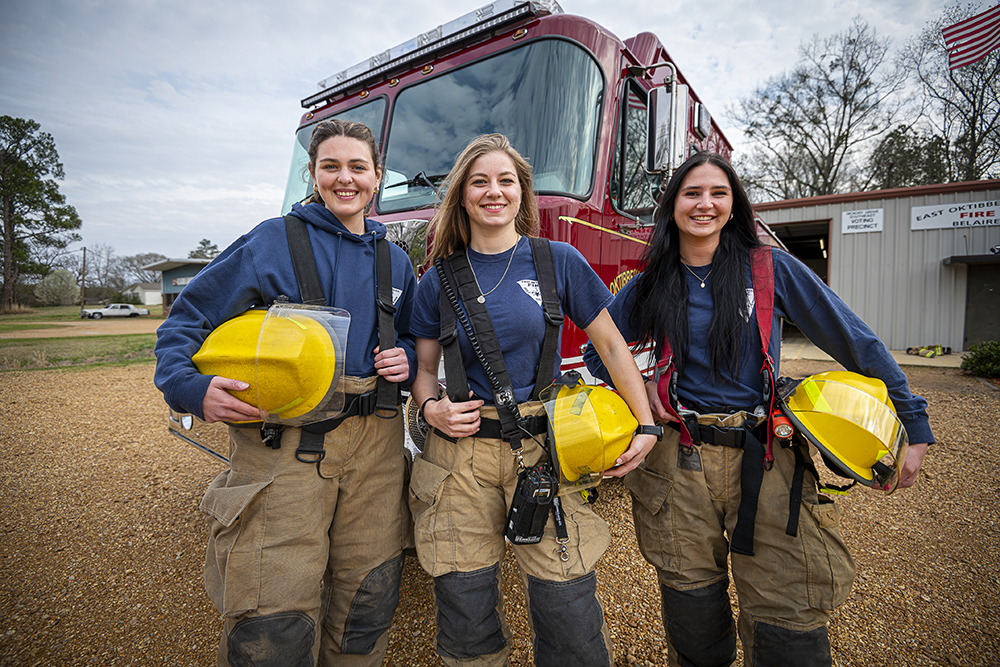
[302,0,564,108]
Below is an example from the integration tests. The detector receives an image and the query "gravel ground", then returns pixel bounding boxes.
[0,360,997,666]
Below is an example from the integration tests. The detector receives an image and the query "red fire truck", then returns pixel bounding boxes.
[281,0,737,373]
[169,0,764,457]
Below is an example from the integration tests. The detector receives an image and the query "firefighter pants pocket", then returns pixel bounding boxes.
[624,464,676,575]
[563,491,611,576]
[800,498,855,611]
[409,454,453,576]
[200,470,272,527]
[201,470,274,617]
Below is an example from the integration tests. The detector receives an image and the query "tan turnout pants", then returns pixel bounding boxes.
[200,376,410,667]
[625,422,855,666]
[409,402,614,667]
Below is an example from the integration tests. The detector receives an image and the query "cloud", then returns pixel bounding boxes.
[0,0,958,257]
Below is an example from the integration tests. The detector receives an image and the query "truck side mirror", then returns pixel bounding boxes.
[646,83,689,176]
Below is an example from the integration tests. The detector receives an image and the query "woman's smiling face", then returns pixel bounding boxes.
[672,163,734,247]
[462,151,522,235]
[309,135,381,231]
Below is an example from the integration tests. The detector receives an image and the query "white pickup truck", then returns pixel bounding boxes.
[80,303,150,319]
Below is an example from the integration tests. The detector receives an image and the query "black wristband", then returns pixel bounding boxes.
[635,424,664,441]
[420,396,439,415]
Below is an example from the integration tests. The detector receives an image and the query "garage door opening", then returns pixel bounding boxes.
[766,220,831,284]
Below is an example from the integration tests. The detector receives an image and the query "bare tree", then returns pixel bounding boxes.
[899,2,1000,182]
[53,251,85,289]
[87,243,127,293]
[120,252,166,285]
[730,18,907,201]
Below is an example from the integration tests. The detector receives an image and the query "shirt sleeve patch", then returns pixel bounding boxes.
[392,287,402,305]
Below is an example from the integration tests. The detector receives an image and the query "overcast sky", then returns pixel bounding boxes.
[0,0,964,260]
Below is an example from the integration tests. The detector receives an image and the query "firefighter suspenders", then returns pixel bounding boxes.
[436,237,562,444]
[436,238,571,548]
[653,246,804,556]
[280,215,400,462]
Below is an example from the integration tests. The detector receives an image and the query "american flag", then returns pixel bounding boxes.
[942,3,1000,70]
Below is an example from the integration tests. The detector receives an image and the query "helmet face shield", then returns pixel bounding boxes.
[541,375,638,496]
[783,375,909,495]
[255,304,350,426]
[194,304,350,426]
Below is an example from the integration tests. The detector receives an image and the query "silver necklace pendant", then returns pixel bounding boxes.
[469,236,520,305]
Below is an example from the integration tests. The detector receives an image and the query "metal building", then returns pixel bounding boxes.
[754,179,1000,352]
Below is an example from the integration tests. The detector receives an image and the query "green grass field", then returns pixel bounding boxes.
[0,305,161,371]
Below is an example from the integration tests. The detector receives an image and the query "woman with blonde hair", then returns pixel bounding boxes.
[407,133,660,666]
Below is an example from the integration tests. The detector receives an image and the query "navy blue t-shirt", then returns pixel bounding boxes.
[412,238,612,404]
[583,247,933,444]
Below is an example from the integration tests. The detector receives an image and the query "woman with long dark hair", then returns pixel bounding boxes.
[585,151,932,666]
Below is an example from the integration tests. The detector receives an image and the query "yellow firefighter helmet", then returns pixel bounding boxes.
[541,373,638,495]
[781,371,909,494]
[193,304,349,425]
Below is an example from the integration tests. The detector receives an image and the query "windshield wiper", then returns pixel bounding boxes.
[384,171,447,192]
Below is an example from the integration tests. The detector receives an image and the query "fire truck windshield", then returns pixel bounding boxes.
[281,39,603,216]
[378,39,603,212]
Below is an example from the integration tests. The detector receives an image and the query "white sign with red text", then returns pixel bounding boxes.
[911,200,999,230]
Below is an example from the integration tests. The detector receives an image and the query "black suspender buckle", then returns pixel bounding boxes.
[542,307,564,327]
[376,295,397,316]
[357,389,379,417]
[438,325,459,347]
[260,424,284,449]
[295,430,326,464]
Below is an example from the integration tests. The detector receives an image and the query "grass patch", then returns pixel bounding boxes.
[0,303,164,323]
[0,304,84,322]
[0,322,64,333]
[0,334,157,371]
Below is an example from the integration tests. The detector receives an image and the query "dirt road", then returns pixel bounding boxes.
[0,361,997,666]
[0,317,164,339]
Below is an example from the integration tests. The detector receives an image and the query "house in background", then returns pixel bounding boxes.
[123,282,162,306]
[755,179,1000,352]
[142,258,213,317]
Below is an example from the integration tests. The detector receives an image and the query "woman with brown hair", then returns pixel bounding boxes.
[407,133,659,667]
[155,119,416,666]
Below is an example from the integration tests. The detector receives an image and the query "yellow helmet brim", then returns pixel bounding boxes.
[783,374,908,494]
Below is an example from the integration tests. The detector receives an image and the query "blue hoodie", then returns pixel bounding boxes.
[154,201,417,419]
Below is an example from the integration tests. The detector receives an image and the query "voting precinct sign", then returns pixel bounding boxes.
[842,209,884,234]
